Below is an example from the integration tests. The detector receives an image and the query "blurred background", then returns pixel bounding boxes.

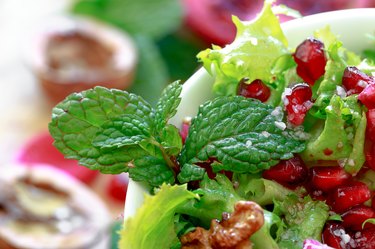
[0,0,374,248]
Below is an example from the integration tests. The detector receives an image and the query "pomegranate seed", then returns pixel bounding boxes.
[322,222,351,249]
[342,66,372,95]
[237,78,271,102]
[293,38,327,85]
[180,119,191,144]
[364,140,375,170]
[352,228,375,248]
[359,82,375,109]
[330,181,371,213]
[262,156,308,186]
[341,205,375,231]
[366,109,375,142]
[373,196,375,210]
[309,166,351,192]
[284,83,313,126]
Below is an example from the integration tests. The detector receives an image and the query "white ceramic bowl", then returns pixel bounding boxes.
[124,8,375,220]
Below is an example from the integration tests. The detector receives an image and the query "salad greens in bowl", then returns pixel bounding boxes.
[48,1,375,248]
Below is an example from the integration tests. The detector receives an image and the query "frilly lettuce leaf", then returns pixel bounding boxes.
[251,210,285,249]
[310,26,362,118]
[119,184,197,249]
[301,95,366,174]
[176,174,242,227]
[233,173,295,206]
[274,195,329,249]
[197,0,289,102]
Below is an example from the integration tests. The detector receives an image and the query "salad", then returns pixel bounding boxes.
[48,1,375,248]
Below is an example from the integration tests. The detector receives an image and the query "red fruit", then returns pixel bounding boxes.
[330,181,371,213]
[309,166,351,192]
[366,109,375,142]
[341,205,375,230]
[322,222,351,249]
[180,119,191,144]
[359,82,375,109]
[365,138,375,171]
[293,38,327,85]
[284,83,313,126]
[237,78,271,102]
[352,228,375,249]
[107,174,129,202]
[262,156,308,185]
[342,66,372,95]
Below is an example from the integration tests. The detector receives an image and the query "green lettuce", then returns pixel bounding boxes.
[301,95,366,174]
[119,184,197,249]
[233,173,296,206]
[251,210,285,249]
[310,26,362,118]
[197,0,289,106]
[176,174,242,228]
[274,195,330,249]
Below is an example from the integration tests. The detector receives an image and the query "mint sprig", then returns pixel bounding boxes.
[49,84,306,187]
[49,82,182,186]
[178,96,306,182]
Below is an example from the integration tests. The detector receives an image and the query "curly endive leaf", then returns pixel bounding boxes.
[119,184,197,249]
[179,96,306,177]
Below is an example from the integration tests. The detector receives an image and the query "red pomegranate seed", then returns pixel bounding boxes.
[293,38,327,85]
[180,118,191,144]
[262,156,308,186]
[330,181,371,213]
[359,82,375,109]
[352,228,375,248]
[322,222,351,249]
[342,66,372,95]
[309,166,351,192]
[284,83,313,126]
[366,109,375,142]
[237,78,271,102]
[365,140,375,171]
[341,205,375,231]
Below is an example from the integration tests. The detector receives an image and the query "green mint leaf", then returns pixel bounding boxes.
[49,86,153,173]
[129,155,175,186]
[78,145,147,174]
[179,96,306,177]
[159,124,183,156]
[154,81,182,132]
[177,164,206,183]
[92,114,152,149]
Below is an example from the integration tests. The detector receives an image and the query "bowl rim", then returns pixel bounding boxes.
[124,7,375,221]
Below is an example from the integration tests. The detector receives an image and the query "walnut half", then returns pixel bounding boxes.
[181,201,264,249]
